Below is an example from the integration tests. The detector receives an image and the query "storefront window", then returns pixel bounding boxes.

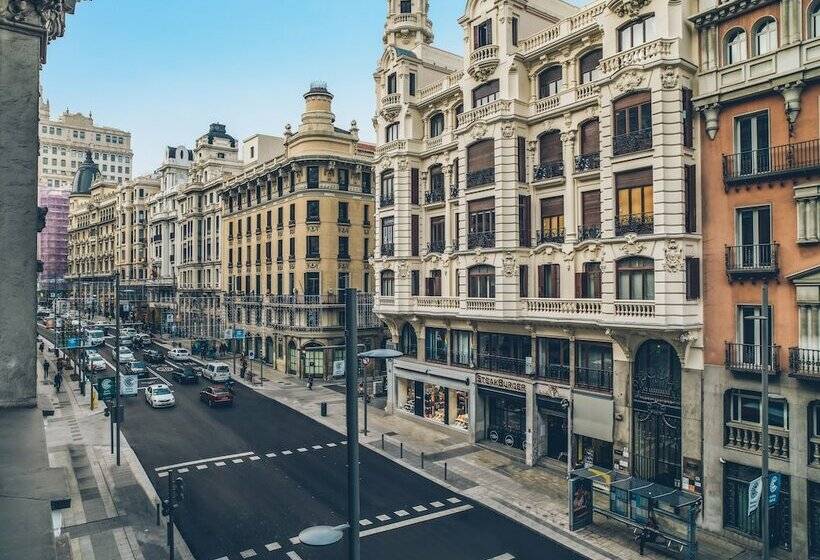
[724,462,791,550]
[425,327,448,363]
[425,385,447,423]
[576,435,613,469]
[486,394,526,450]
[400,379,416,414]
[453,390,469,430]
[451,330,472,366]
[304,346,324,377]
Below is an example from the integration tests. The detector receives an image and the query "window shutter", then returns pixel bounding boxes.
[518,195,531,247]
[453,158,459,186]
[411,270,420,296]
[540,196,564,218]
[472,80,500,106]
[686,257,700,300]
[575,272,583,298]
[539,131,562,163]
[517,136,526,182]
[537,265,545,297]
[410,168,419,204]
[580,49,603,75]
[684,164,696,233]
[550,264,560,298]
[613,91,651,111]
[411,214,419,256]
[467,139,495,171]
[582,190,601,227]
[682,87,693,148]
[468,197,495,212]
[581,119,600,154]
[615,168,653,188]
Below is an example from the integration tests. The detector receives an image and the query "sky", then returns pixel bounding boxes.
[41,0,469,175]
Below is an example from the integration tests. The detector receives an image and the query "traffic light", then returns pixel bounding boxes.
[161,499,169,517]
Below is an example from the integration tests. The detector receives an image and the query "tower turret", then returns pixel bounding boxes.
[383,0,433,48]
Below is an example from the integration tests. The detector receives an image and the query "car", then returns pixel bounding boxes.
[143,349,164,364]
[113,346,134,363]
[199,386,233,407]
[167,348,191,361]
[119,333,134,346]
[124,360,148,378]
[134,333,151,345]
[200,362,231,382]
[121,327,137,337]
[83,350,107,372]
[144,384,175,408]
[172,366,198,384]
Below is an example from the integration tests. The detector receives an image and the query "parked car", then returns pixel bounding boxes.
[124,360,148,378]
[84,350,107,372]
[200,362,231,382]
[172,366,198,384]
[114,346,134,363]
[143,349,164,364]
[167,348,191,361]
[144,384,175,408]
[199,386,233,407]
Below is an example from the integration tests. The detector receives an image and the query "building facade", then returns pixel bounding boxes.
[39,95,133,190]
[693,0,820,556]
[37,186,70,281]
[220,84,382,376]
[373,0,703,500]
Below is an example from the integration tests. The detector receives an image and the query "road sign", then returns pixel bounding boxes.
[120,374,138,396]
[223,328,234,340]
[166,313,174,324]
[234,329,245,340]
[96,377,117,401]
[248,351,256,360]
[66,337,80,349]
[332,360,345,378]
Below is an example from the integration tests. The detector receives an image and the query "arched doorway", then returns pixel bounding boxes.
[304,343,325,379]
[287,341,297,375]
[632,340,682,487]
[265,336,274,364]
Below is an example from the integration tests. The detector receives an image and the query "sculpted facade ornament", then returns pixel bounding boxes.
[560,130,577,145]
[701,103,720,140]
[620,233,646,256]
[660,66,679,89]
[397,158,408,171]
[610,0,651,18]
[5,0,76,43]
[396,261,409,278]
[501,122,516,139]
[472,248,487,264]
[471,121,488,139]
[613,70,644,92]
[502,252,516,276]
[664,239,684,273]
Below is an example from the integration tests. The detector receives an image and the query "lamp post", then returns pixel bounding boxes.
[358,348,403,436]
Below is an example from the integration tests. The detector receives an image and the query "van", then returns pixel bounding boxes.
[201,362,231,382]
[85,328,105,347]
[167,348,191,361]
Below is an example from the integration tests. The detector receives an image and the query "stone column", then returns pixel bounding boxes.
[561,129,577,243]
[0,0,76,408]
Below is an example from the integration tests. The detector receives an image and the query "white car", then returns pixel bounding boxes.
[167,348,190,361]
[144,384,175,408]
[200,362,231,382]
[84,350,107,372]
[114,346,134,363]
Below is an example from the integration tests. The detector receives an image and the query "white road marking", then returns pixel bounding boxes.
[214,557,228,560]
[265,453,276,458]
[412,505,428,512]
[326,443,337,447]
[282,450,292,455]
[394,510,409,517]
[215,461,226,467]
[265,542,281,551]
[239,549,257,558]
[340,441,347,445]
[446,497,462,504]
[177,468,189,473]
[232,458,244,464]
[288,536,300,545]
[155,451,254,472]
[196,464,207,470]
[297,448,307,452]
[488,554,515,560]
[312,445,323,449]
[157,472,168,478]
[359,519,372,526]
[376,514,391,521]
[430,501,444,508]
[360,504,473,538]
[286,552,303,560]
[249,456,260,461]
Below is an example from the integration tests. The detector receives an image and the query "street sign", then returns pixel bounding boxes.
[748,476,762,515]
[66,337,80,349]
[768,473,782,506]
[332,360,345,378]
[166,313,174,324]
[96,377,117,401]
[120,374,138,396]
[248,351,256,360]
[223,328,234,340]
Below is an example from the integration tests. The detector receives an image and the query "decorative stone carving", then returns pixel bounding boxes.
[777,81,804,132]
[613,70,643,92]
[396,261,409,278]
[560,130,577,145]
[380,106,400,122]
[620,233,646,256]
[469,63,498,83]
[306,224,320,233]
[5,0,76,43]
[397,159,408,171]
[701,104,720,140]
[471,121,488,139]
[611,0,651,19]
[660,66,679,89]
[663,239,684,273]
[502,252,516,276]
[501,122,516,139]
[472,248,487,264]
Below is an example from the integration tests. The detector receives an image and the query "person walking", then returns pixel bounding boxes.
[307,373,314,390]
[240,355,248,379]
[38,341,44,354]
[42,359,50,381]
[53,371,63,393]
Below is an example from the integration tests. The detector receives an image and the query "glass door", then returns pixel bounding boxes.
[737,206,771,267]
[735,112,770,175]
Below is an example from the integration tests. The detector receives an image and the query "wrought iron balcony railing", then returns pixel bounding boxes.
[477,354,529,376]
[426,240,445,254]
[466,168,494,188]
[381,243,395,257]
[575,152,601,172]
[533,160,564,181]
[538,363,570,383]
[725,342,780,376]
[450,185,460,199]
[535,228,565,245]
[575,366,613,392]
[380,194,394,207]
[613,128,653,156]
[723,139,820,185]
[467,231,495,249]
[578,224,602,241]
[789,347,820,380]
[425,188,445,204]
[725,244,779,279]
[614,213,654,236]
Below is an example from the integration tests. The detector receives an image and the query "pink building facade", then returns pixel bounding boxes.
[38,186,70,280]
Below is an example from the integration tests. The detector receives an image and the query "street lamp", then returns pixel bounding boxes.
[299,524,349,547]
[358,348,403,436]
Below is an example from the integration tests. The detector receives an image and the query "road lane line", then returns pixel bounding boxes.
[326,443,337,447]
[430,501,444,508]
[296,448,307,452]
[281,450,292,455]
[265,453,276,458]
[196,464,207,470]
[488,554,515,560]
[157,472,168,478]
[177,468,189,473]
[376,514,391,521]
[249,456,260,461]
[265,542,281,551]
[213,557,228,560]
[155,451,254,472]
[311,445,322,449]
[360,504,473,538]
[232,458,244,464]
[412,505,428,512]
[286,552,302,560]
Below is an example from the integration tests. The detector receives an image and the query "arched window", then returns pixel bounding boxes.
[380,270,395,296]
[618,15,655,51]
[385,122,399,142]
[579,49,603,83]
[724,28,747,64]
[429,113,445,137]
[468,265,496,298]
[811,1,820,38]
[753,18,777,55]
[400,323,418,357]
[537,66,562,98]
[616,257,655,300]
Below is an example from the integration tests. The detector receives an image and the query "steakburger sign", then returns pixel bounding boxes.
[475,373,526,393]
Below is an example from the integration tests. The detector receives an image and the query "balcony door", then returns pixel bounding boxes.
[735,112,769,175]
[738,305,773,366]
[736,206,771,268]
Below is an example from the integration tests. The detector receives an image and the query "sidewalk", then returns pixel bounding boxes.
[173,343,752,560]
[38,341,193,560]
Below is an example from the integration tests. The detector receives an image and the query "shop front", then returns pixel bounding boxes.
[573,391,614,469]
[537,395,568,463]
[390,359,472,434]
[476,373,528,451]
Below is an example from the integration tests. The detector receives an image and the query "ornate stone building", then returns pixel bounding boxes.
[693,0,820,555]
[373,0,702,501]
[220,84,382,376]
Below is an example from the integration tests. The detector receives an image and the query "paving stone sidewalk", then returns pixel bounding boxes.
[38,341,193,560]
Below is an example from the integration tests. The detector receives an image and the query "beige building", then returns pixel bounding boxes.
[373,0,702,501]
[220,84,382,376]
[39,95,133,190]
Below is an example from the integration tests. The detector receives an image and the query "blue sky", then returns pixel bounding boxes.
[42,0,469,175]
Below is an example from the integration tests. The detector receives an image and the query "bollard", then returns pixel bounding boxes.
[320,402,327,416]
[156,502,160,526]
[400,442,403,459]
[444,462,448,481]
[381,434,385,450]
[421,451,425,469]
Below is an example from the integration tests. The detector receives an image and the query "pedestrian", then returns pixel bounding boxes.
[53,371,63,393]
[42,359,50,381]
[307,373,314,390]
[38,341,44,353]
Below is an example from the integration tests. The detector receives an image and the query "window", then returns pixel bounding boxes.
[399,0,411,14]
[451,330,472,366]
[734,111,770,175]
[288,238,295,259]
[468,265,495,298]
[410,168,419,204]
[474,19,492,48]
[576,262,602,298]
[477,333,531,375]
[385,122,399,142]
[468,198,495,248]
[363,204,370,225]
[618,15,655,51]
[306,236,319,258]
[682,88,694,148]
[535,131,563,180]
[425,328,448,363]
[735,205,772,268]
[512,17,519,46]
[576,341,613,390]
[307,166,319,188]
[306,200,320,222]
[410,270,420,296]
[429,216,445,252]
[277,207,283,228]
[338,237,349,259]
[466,139,495,187]
[537,338,570,381]
[613,92,652,155]
[519,265,529,297]
[538,66,562,98]
[338,168,349,190]
[277,239,283,262]
[338,201,349,223]
[540,196,564,242]
[580,119,600,157]
[616,257,655,300]
[684,165,696,232]
[381,216,394,255]
[380,171,394,206]
[362,172,372,194]
[380,270,395,296]
[411,214,419,256]
[409,73,416,96]
[685,257,701,300]
[429,113,445,137]
[516,137,526,182]
[729,391,788,429]
[812,1,820,38]
[425,270,442,296]
[615,168,654,235]
[724,28,747,64]
[472,80,499,108]
[537,264,560,298]
[387,73,397,94]
[400,324,417,358]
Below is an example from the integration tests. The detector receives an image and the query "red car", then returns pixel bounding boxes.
[199,386,234,407]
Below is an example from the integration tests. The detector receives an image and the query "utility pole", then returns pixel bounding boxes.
[760,282,770,560]
[161,469,185,560]
[344,288,360,560]
[115,272,122,466]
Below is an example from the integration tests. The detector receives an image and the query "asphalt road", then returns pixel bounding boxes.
[41,326,587,560]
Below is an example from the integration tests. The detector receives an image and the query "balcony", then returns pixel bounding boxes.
[449,185,459,199]
[379,194,394,208]
[614,213,654,236]
[468,44,499,80]
[725,244,779,280]
[725,422,790,460]
[522,298,602,319]
[381,243,395,257]
[424,188,445,204]
[465,298,495,312]
[413,296,459,312]
[788,347,820,381]
[575,152,600,172]
[476,353,528,376]
[575,366,613,393]
[467,232,495,249]
[535,228,565,245]
[613,128,652,156]
[538,364,570,384]
[426,240,445,254]
[723,139,820,186]
[533,160,564,181]
[305,252,320,260]
[466,168,494,188]
[725,342,781,376]
[381,93,401,110]
[578,225,602,241]
[614,300,655,319]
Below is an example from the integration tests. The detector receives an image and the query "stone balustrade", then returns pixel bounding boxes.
[614,300,656,318]
[457,100,511,128]
[470,44,499,65]
[414,296,460,311]
[725,421,790,460]
[600,38,676,75]
[465,298,496,311]
[518,2,604,55]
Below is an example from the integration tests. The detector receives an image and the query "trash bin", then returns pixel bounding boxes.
[320,402,327,417]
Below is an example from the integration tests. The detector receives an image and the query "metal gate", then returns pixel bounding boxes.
[632,340,682,487]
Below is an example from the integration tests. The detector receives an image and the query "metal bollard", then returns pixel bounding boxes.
[421,451,425,469]
[444,462,448,480]
[400,442,403,459]
[320,402,327,416]
[381,434,385,450]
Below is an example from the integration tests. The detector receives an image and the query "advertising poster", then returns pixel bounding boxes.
[569,477,593,531]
